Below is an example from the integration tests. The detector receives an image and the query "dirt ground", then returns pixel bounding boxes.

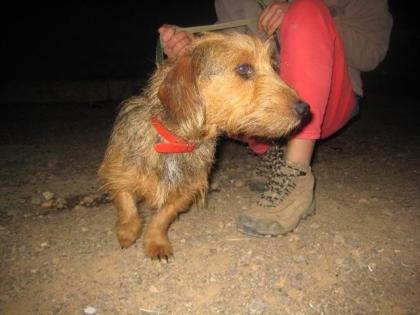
[0,91,419,314]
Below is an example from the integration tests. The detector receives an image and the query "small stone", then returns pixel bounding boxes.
[84,306,97,314]
[210,181,220,191]
[358,198,369,204]
[334,234,345,244]
[31,195,42,205]
[310,222,320,229]
[40,241,48,248]
[40,200,54,209]
[47,159,58,168]
[367,263,376,272]
[149,285,159,293]
[81,195,95,205]
[295,272,304,281]
[185,302,193,308]
[287,288,304,302]
[274,278,286,289]
[73,205,87,211]
[55,198,66,209]
[234,180,245,188]
[382,209,393,216]
[42,191,55,201]
[248,298,267,315]
[289,234,300,242]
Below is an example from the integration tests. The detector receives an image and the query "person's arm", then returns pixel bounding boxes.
[325,0,393,72]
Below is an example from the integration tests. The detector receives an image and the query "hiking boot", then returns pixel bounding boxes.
[248,144,285,193]
[237,160,315,237]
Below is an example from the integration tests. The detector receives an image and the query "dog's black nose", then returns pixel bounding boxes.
[293,101,309,118]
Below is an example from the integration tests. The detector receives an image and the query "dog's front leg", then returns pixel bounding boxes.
[113,191,143,249]
[143,190,194,259]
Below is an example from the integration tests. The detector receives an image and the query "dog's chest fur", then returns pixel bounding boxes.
[160,142,216,185]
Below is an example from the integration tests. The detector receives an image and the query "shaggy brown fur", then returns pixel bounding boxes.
[98,32,306,259]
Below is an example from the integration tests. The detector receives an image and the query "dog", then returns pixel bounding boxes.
[98,32,308,259]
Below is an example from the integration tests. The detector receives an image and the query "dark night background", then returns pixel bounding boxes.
[1,1,418,96]
[2,2,217,81]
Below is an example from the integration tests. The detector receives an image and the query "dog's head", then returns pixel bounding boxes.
[158,32,308,139]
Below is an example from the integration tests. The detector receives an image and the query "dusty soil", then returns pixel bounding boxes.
[1,93,419,314]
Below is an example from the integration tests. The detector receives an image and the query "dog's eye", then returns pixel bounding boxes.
[236,64,254,79]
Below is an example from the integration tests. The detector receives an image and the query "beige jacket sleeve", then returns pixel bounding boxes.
[214,0,263,36]
[325,0,393,95]
[325,0,393,72]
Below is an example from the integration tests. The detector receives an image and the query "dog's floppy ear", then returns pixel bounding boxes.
[158,55,205,135]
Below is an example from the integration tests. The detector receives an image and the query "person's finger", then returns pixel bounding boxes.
[258,3,280,33]
[172,37,192,56]
[257,3,275,31]
[159,25,176,43]
[266,11,285,36]
[167,31,191,50]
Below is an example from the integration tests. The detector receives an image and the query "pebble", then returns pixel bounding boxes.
[295,272,304,281]
[31,195,42,205]
[210,181,220,191]
[274,277,286,289]
[382,209,393,216]
[367,263,376,272]
[234,180,245,188]
[287,288,304,302]
[55,198,66,209]
[73,205,87,211]
[84,306,97,314]
[248,298,267,315]
[149,285,159,293]
[40,200,54,209]
[310,222,320,229]
[42,191,55,201]
[358,198,369,204]
[81,194,95,205]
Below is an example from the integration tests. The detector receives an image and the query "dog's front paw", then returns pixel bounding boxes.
[116,219,142,249]
[143,236,173,260]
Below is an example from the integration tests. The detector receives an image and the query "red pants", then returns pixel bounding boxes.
[249,0,356,154]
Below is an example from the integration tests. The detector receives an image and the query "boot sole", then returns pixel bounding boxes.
[237,199,316,237]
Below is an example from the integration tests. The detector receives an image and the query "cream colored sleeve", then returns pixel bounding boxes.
[326,0,393,72]
[214,0,263,35]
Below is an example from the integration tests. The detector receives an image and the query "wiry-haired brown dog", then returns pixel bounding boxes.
[99,32,308,259]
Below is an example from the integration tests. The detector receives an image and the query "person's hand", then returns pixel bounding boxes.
[258,1,290,37]
[158,25,193,59]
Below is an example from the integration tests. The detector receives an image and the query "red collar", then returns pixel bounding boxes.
[151,116,195,153]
